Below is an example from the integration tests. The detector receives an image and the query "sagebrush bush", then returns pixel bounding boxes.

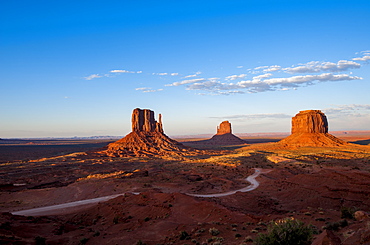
[209,227,220,236]
[341,206,358,219]
[255,218,313,245]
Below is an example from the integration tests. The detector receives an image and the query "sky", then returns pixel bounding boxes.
[1,0,370,138]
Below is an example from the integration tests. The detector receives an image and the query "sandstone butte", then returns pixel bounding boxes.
[279,110,347,147]
[104,108,191,157]
[204,120,246,145]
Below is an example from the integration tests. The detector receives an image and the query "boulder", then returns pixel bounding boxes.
[354,211,369,221]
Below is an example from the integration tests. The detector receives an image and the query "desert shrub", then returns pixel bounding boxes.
[323,219,348,231]
[113,215,120,224]
[180,230,190,240]
[209,227,220,236]
[341,206,358,219]
[34,236,46,245]
[255,218,313,245]
[79,237,89,245]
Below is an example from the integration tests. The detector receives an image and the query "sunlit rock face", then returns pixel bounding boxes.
[131,108,163,133]
[291,110,328,134]
[216,121,232,135]
[279,110,346,147]
[105,108,191,157]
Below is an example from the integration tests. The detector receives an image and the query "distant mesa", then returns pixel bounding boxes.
[104,108,192,157]
[279,110,346,147]
[197,121,246,145]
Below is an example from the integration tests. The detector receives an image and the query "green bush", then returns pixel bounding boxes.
[255,218,313,245]
[341,206,358,219]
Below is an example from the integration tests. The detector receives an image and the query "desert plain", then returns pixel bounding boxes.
[1,109,370,245]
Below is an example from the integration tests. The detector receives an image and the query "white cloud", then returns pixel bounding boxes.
[186,73,362,94]
[183,74,197,78]
[352,55,370,61]
[165,78,206,86]
[324,104,370,115]
[183,71,202,78]
[263,73,361,85]
[143,89,163,93]
[84,74,102,80]
[252,73,273,80]
[110,69,136,73]
[254,66,269,70]
[283,60,361,74]
[263,65,281,72]
[225,74,247,80]
[237,66,243,68]
[135,87,163,93]
[152,72,179,76]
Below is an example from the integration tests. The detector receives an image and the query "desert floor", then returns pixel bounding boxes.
[0,134,370,244]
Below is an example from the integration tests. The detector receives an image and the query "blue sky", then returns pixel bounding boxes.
[1,0,370,138]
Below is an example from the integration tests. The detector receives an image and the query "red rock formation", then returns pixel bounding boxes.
[217,121,232,135]
[291,110,328,134]
[105,108,193,157]
[279,110,346,147]
[194,121,245,145]
[131,108,163,133]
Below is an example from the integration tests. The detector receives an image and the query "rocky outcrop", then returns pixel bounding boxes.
[291,110,328,134]
[217,121,232,135]
[104,108,193,157]
[193,121,245,145]
[279,110,346,147]
[132,108,163,133]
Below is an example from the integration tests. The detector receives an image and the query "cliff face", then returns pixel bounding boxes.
[291,110,328,134]
[279,110,346,147]
[132,108,163,133]
[104,108,194,157]
[217,121,232,135]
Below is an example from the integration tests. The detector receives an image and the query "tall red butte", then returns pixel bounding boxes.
[105,108,190,157]
[279,110,346,147]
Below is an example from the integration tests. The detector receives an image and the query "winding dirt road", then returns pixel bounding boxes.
[187,168,271,197]
[11,168,269,216]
